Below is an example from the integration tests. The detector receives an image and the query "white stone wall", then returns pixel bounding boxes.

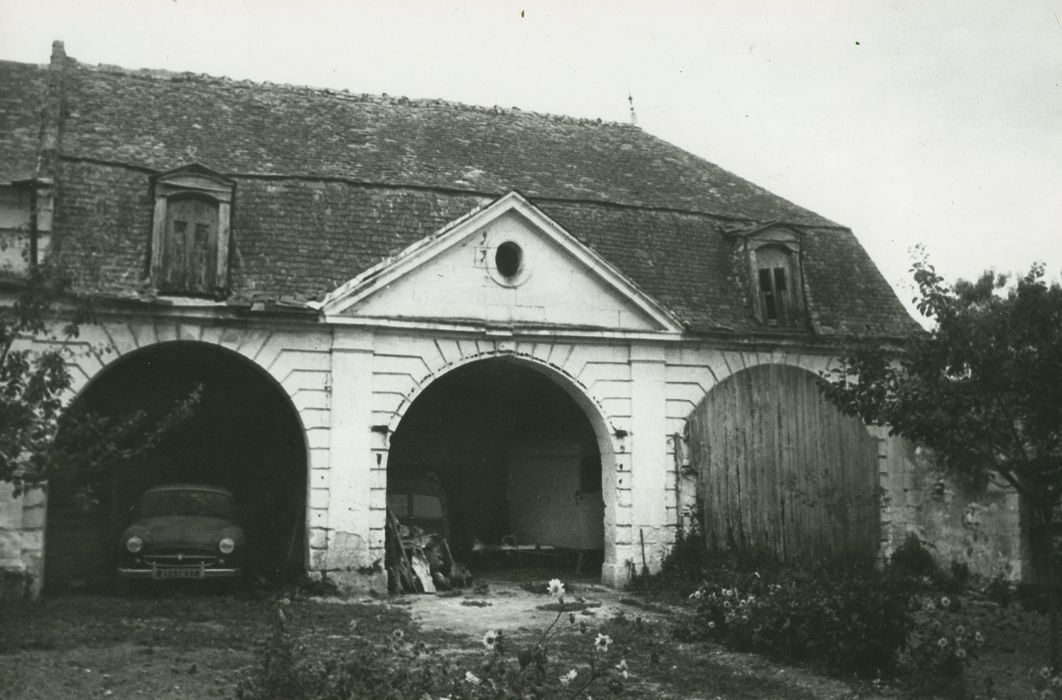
[0,315,1027,596]
[0,316,333,596]
[338,330,642,587]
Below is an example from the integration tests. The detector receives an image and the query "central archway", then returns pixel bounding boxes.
[386,356,617,581]
[44,341,308,592]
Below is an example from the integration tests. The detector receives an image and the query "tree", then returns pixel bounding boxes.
[0,263,198,497]
[821,253,1062,665]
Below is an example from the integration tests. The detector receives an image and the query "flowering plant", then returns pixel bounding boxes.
[238,580,637,699]
[680,561,913,678]
[897,593,983,696]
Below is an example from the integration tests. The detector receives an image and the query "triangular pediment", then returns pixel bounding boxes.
[319,192,682,333]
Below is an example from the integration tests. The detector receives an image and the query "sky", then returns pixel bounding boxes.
[1,0,1060,313]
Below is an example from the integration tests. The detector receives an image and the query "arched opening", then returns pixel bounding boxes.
[689,363,880,565]
[44,341,307,593]
[387,357,609,579]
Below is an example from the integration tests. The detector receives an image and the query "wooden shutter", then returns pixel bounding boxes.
[160,196,218,295]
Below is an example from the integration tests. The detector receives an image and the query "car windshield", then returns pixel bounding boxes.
[139,489,234,519]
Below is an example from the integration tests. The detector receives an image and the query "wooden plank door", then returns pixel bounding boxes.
[689,364,881,565]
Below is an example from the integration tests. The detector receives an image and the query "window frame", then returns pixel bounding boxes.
[728,223,807,329]
[752,243,800,326]
[150,165,235,297]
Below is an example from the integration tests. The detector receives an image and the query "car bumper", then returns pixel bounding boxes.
[117,565,242,580]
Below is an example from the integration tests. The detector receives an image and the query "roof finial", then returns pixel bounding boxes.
[627,92,638,126]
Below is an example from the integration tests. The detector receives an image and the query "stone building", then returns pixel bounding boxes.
[0,42,1023,598]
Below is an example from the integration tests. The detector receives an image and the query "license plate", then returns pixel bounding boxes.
[153,566,204,580]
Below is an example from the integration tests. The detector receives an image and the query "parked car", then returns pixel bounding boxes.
[117,483,245,581]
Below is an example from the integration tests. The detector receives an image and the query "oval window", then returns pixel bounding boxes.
[495,241,523,278]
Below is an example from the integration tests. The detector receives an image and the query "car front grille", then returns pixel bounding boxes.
[143,552,218,567]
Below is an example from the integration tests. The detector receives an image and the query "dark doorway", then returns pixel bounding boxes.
[44,342,307,592]
[387,358,603,568]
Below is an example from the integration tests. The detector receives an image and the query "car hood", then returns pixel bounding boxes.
[122,516,244,548]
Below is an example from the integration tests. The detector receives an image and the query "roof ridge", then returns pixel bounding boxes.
[71,57,638,131]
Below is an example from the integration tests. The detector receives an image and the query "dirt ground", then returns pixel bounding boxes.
[388,576,889,699]
[0,572,1055,699]
[0,573,886,700]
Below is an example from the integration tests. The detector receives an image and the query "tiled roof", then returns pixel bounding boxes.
[54,59,836,226]
[0,45,921,338]
[0,61,47,182]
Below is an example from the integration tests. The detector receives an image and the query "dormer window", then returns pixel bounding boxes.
[0,179,53,275]
[726,222,807,329]
[150,164,234,297]
[755,245,797,326]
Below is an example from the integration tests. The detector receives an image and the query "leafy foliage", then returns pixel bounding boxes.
[821,254,1062,509]
[0,264,198,495]
[676,555,914,678]
[899,592,985,697]
[821,253,1062,666]
[667,545,991,692]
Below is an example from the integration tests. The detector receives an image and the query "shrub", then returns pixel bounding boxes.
[679,563,914,678]
[889,533,941,582]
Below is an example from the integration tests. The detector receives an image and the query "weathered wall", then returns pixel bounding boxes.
[0,487,45,600]
[0,314,1026,598]
[880,439,1024,581]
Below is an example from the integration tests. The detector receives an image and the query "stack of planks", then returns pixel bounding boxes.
[385,509,470,593]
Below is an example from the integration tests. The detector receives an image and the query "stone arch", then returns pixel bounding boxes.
[43,330,316,592]
[62,321,322,412]
[386,348,621,440]
[382,349,626,585]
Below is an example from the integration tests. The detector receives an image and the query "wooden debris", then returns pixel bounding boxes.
[385,507,471,594]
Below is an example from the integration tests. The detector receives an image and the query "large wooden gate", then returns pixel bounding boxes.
[689,364,881,565]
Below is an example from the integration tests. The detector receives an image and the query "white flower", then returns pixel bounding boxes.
[594,633,613,652]
[464,671,481,686]
[559,669,578,686]
[482,629,500,650]
[940,596,951,608]
[615,659,629,679]
[707,621,716,629]
[548,578,566,597]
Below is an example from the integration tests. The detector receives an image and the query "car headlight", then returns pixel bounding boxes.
[219,537,236,554]
[126,536,143,553]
